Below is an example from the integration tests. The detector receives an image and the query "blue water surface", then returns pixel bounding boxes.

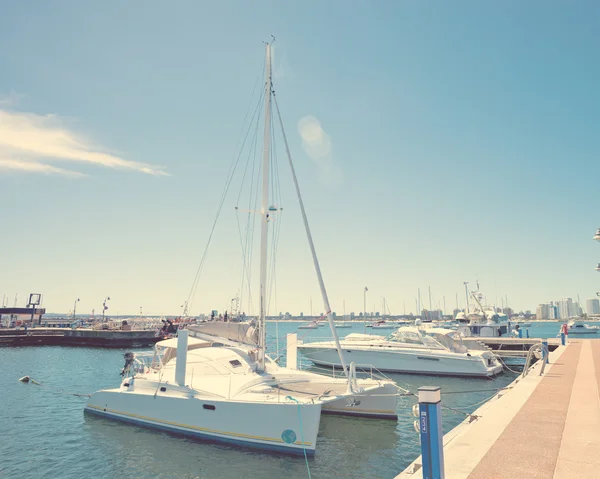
[0,321,566,479]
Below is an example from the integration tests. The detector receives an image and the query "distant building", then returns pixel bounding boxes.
[350,312,355,320]
[536,304,550,320]
[587,299,600,315]
[0,307,46,327]
[557,298,582,319]
[422,309,443,321]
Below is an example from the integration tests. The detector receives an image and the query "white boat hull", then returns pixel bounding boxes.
[85,389,321,455]
[321,382,398,418]
[298,346,501,378]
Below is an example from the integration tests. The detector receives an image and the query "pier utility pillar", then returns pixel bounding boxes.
[416,386,445,479]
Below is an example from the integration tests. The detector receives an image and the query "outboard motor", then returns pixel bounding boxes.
[120,352,135,377]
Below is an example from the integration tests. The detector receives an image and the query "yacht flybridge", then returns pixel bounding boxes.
[455,289,510,338]
[297,326,503,378]
[85,41,397,456]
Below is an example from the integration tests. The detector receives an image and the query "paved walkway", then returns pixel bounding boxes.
[468,339,600,479]
[397,339,600,479]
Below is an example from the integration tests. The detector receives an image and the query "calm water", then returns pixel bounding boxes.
[0,321,567,479]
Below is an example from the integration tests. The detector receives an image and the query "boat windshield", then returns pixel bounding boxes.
[388,330,443,348]
[425,332,464,352]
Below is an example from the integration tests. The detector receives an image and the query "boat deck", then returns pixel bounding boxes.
[396,339,600,479]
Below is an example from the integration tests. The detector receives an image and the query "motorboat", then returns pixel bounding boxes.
[368,320,396,330]
[511,316,532,328]
[566,320,599,335]
[455,290,510,338]
[86,42,397,456]
[297,326,503,378]
[298,320,320,330]
[334,321,352,329]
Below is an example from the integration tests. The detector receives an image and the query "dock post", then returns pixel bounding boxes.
[518,328,523,338]
[286,333,298,369]
[526,329,529,338]
[542,339,549,364]
[417,386,445,479]
[560,332,566,346]
[175,330,189,386]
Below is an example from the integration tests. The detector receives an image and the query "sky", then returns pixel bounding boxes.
[1,1,599,317]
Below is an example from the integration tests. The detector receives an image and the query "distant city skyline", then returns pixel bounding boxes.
[0,289,588,318]
[1,2,599,316]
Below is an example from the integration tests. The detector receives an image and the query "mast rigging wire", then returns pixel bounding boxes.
[184,69,265,315]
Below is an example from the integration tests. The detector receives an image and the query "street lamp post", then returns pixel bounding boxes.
[102,296,110,322]
[73,298,80,321]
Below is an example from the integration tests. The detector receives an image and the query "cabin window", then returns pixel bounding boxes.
[203,404,216,411]
[160,387,167,392]
[229,359,242,368]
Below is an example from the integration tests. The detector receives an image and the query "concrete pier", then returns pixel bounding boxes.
[397,339,600,479]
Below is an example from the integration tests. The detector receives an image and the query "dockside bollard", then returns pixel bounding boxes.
[542,339,549,364]
[416,386,445,479]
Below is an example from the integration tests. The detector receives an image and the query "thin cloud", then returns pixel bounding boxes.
[0,158,87,178]
[0,108,169,177]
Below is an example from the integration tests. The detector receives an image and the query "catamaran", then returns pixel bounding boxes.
[85,40,397,456]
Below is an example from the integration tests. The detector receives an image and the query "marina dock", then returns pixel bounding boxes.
[396,338,599,479]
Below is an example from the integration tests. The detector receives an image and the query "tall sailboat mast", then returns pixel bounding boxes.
[258,41,272,371]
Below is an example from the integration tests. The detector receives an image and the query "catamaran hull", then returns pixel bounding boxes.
[85,390,321,455]
[298,347,502,378]
[321,383,398,419]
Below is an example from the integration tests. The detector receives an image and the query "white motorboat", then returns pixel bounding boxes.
[298,326,503,378]
[86,42,397,456]
[298,320,320,330]
[334,321,352,329]
[567,320,599,335]
[455,289,510,338]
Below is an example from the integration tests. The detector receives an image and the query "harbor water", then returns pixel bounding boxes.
[0,321,572,479]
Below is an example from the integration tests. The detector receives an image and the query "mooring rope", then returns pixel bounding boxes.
[18,376,91,398]
[286,395,312,479]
